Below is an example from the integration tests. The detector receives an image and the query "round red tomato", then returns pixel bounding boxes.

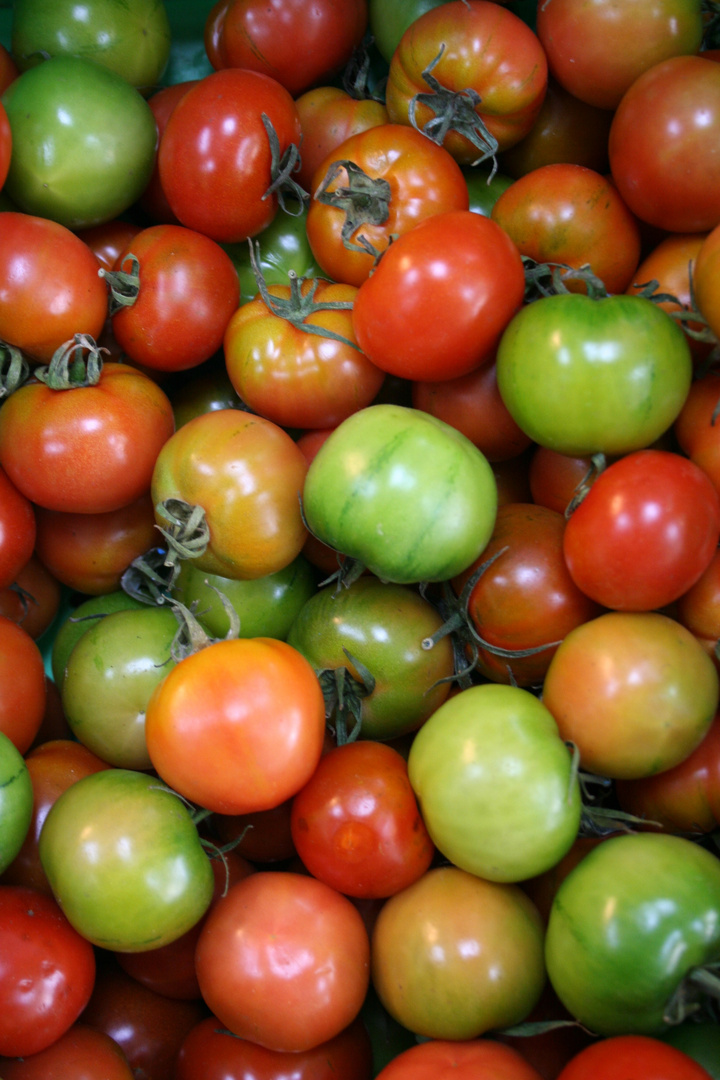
[0,1023,134,1080]
[352,210,525,381]
[0,466,35,589]
[0,554,62,641]
[675,371,720,497]
[0,616,46,754]
[76,219,143,273]
[556,1034,715,1080]
[295,86,389,194]
[694,219,720,341]
[677,547,720,666]
[374,1039,544,1080]
[139,80,199,225]
[194,870,370,1052]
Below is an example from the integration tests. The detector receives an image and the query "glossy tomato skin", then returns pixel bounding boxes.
[195,871,370,1052]
[694,221,720,341]
[302,404,498,584]
[295,86,389,194]
[151,408,308,580]
[158,67,302,243]
[545,833,720,1036]
[608,55,720,232]
[557,1034,715,1080]
[0,466,35,589]
[0,885,96,1058]
[496,294,693,457]
[0,733,32,877]
[371,866,546,1040]
[0,1023,135,1080]
[385,0,548,161]
[675,371,720,497]
[145,637,326,815]
[0,212,109,362]
[352,210,525,381]
[224,201,323,306]
[408,684,582,882]
[542,611,720,779]
[677,548,720,667]
[374,1038,544,1080]
[0,616,47,754]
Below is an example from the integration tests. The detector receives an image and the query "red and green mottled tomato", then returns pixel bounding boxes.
[545,832,720,1036]
[371,866,546,1040]
[385,0,548,162]
[302,404,498,584]
[408,683,582,882]
[0,733,32,876]
[39,769,214,952]
[496,294,693,457]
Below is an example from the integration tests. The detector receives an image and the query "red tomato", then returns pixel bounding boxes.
[214,798,297,864]
[385,0,548,162]
[0,885,96,1058]
[528,447,596,516]
[556,1034,715,1080]
[675,371,720,497]
[210,0,368,97]
[677,548,720,667]
[108,224,240,373]
[76,219,143,272]
[158,68,302,243]
[139,80,199,225]
[194,871,370,1052]
[290,740,435,899]
[145,637,326,815]
[563,449,720,611]
[375,1039,544,1080]
[491,163,642,295]
[0,1024,135,1080]
[352,210,525,381]
[0,616,46,754]
[0,465,35,589]
[295,86,389,194]
[0,43,19,94]
[0,554,62,640]
[0,213,108,363]
[694,219,720,340]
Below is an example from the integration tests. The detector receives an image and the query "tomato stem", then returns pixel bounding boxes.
[99,254,141,316]
[314,159,390,256]
[261,112,309,212]
[34,334,107,390]
[0,340,29,400]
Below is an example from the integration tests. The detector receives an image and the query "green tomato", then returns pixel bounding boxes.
[302,404,498,585]
[39,768,214,952]
[496,293,693,456]
[2,55,156,228]
[61,606,179,770]
[545,832,720,1036]
[464,164,514,217]
[369,0,452,62]
[174,554,318,641]
[407,682,582,882]
[222,203,324,306]
[51,590,145,687]
[0,731,33,875]
[286,575,455,741]
[11,0,171,92]
[661,1020,720,1079]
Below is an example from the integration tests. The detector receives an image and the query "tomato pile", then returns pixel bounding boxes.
[2,0,720,1077]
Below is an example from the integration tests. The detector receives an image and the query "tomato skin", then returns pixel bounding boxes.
[628,231,710,362]
[0,100,11,189]
[0,1023,135,1080]
[353,210,524,382]
[557,1034,715,1080]
[694,220,720,341]
[385,0,548,161]
[0,363,175,515]
[158,68,302,244]
[545,833,720,1036]
[0,212,109,362]
[528,447,596,516]
[677,548,720,667]
[0,616,47,754]
[374,1038,544,1080]
[675,371,720,497]
[0,466,35,589]
[0,733,32,877]
[145,637,326,815]
[0,885,96,1058]
[371,866,546,1041]
[295,87,389,194]
[194,871,370,1053]
[408,684,582,882]
[563,450,720,612]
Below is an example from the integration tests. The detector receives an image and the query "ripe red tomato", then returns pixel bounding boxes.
[528,447,596,516]
[556,1034,715,1080]
[0,466,35,589]
[694,219,720,341]
[375,1039,544,1079]
[139,80,198,225]
[76,219,143,272]
[675,371,720,497]
[194,871,370,1052]
[676,548,720,667]
[0,1024,135,1080]
[0,616,46,754]
[0,554,62,641]
[295,86,389,194]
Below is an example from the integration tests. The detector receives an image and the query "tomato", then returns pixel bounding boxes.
[677,548,720,666]
[223,277,385,430]
[2,56,157,229]
[694,220,720,340]
[545,832,720,1036]
[411,357,533,462]
[0,885,96,1058]
[352,210,524,382]
[543,611,719,779]
[305,123,470,287]
[662,1022,720,1079]
[372,865,545,1040]
[0,1023,135,1080]
[491,164,642,295]
[175,1014,374,1080]
[374,1038,544,1080]
[0,554,62,639]
[295,86,389,195]
[563,450,720,612]
[675,371,720,497]
[158,68,302,244]
[169,357,244,426]
[224,203,322,308]
[210,0,368,97]
[369,0,449,64]
[302,403,498,584]
[286,575,454,741]
[0,616,46,754]
[0,465,35,589]
[138,80,199,224]
[536,0,703,111]
[39,768,214,952]
[0,43,19,94]
[608,55,720,232]
[0,212,109,362]
[151,408,308,580]
[385,1,548,163]
[214,798,297,864]
[107,224,240,373]
[77,219,143,273]
[464,162,514,217]
[145,636,326,815]
[496,294,693,457]
[528,447,597,516]
[0,732,32,877]
[0,99,10,189]
[50,590,144,687]
[451,501,602,687]
[195,870,370,1052]
[557,1034,715,1080]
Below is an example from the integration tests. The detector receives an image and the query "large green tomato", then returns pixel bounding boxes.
[496,293,693,456]
[0,731,32,875]
[302,404,498,584]
[39,768,214,952]
[11,0,171,92]
[545,832,720,1036]
[2,55,156,228]
[407,683,582,882]
[50,590,145,686]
